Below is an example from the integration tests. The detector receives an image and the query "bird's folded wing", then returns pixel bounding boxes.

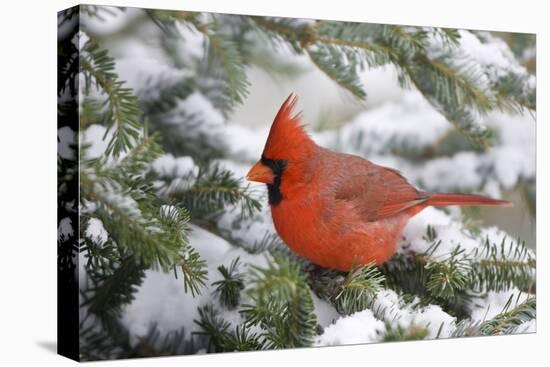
[334,160,429,222]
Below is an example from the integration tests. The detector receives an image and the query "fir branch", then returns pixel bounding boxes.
[194,305,264,352]
[81,167,200,274]
[251,18,394,99]
[454,296,536,336]
[241,254,318,348]
[194,305,232,352]
[152,14,536,148]
[425,247,471,299]
[221,325,265,351]
[380,25,428,59]
[79,98,104,128]
[493,73,536,112]
[160,205,208,296]
[212,257,245,309]
[143,9,182,37]
[80,37,142,158]
[250,18,533,147]
[332,263,385,315]
[80,135,193,273]
[413,54,493,111]
[306,45,366,99]
[145,10,244,116]
[202,22,251,108]
[82,256,146,321]
[178,241,208,297]
[249,231,286,254]
[469,237,536,293]
[405,55,494,147]
[166,164,262,220]
[149,12,251,109]
[381,249,475,319]
[248,16,310,53]
[381,232,535,318]
[389,230,535,295]
[431,28,461,47]
[81,235,119,273]
[475,31,536,112]
[380,252,430,298]
[89,192,181,271]
[105,131,164,188]
[476,296,536,335]
[313,28,396,67]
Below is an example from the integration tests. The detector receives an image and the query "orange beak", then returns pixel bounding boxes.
[246,161,275,184]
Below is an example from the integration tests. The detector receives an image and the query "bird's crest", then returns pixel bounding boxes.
[263,93,314,160]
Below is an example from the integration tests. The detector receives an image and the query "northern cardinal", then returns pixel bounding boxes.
[246,94,512,271]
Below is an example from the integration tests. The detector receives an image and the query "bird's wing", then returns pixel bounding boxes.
[333,157,429,221]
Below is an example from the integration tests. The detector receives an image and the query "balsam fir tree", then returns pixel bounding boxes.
[58,5,535,361]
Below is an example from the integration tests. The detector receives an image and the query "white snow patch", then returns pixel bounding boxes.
[402,207,531,263]
[519,319,536,333]
[372,290,456,338]
[115,46,187,94]
[174,21,206,61]
[80,6,135,36]
[152,154,198,178]
[78,30,89,50]
[317,289,457,347]
[96,182,142,219]
[152,154,199,194]
[401,207,479,256]
[58,217,74,241]
[85,218,108,245]
[315,309,384,346]
[58,126,76,160]
[313,294,340,328]
[457,30,527,82]
[358,66,406,109]
[418,152,483,191]
[214,159,254,180]
[425,31,490,92]
[335,90,451,156]
[82,124,110,160]
[179,92,224,127]
[157,92,227,153]
[216,199,276,252]
[225,124,269,162]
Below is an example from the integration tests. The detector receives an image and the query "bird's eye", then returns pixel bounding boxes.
[261,155,287,176]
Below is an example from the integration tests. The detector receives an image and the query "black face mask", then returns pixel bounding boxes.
[261,155,288,205]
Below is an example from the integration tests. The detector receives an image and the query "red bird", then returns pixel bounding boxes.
[246,94,512,271]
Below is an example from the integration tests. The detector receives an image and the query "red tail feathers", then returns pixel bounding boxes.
[426,192,513,208]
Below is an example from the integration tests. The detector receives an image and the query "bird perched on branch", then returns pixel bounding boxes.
[247,94,512,271]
